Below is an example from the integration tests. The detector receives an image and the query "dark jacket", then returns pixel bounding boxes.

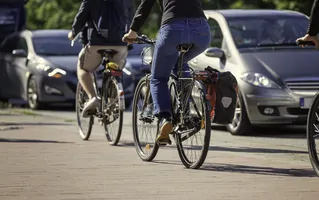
[308,0,319,36]
[123,0,135,26]
[72,0,132,46]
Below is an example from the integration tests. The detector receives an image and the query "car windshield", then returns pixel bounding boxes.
[32,37,82,56]
[226,16,309,48]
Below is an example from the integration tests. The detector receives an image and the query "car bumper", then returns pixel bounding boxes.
[37,75,78,103]
[244,92,315,125]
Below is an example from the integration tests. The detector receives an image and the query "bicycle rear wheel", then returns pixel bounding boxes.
[173,79,211,169]
[132,76,159,161]
[76,82,94,140]
[307,92,319,176]
[102,77,123,146]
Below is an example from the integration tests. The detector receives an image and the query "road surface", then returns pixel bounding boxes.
[0,108,318,200]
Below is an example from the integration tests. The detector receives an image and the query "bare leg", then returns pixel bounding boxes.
[77,67,96,99]
[77,45,102,118]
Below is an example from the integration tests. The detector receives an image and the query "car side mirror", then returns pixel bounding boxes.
[204,47,225,59]
[12,49,27,57]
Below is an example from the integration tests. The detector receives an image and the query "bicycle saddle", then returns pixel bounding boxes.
[97,49,118,57]
[177,44,193,52]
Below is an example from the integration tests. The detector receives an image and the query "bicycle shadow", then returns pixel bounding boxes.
[199,163,316,178]
[208,146,308,154]
[117,141,307,154]
[152,160,317,178]
[0,138,73,143]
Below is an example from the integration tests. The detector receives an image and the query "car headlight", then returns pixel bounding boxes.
[240,72,281,89]
[48,68,67,78]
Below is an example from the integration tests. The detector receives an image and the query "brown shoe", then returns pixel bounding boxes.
[156,118,173,146]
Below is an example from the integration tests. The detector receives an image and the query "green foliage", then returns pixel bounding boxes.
[25,0,316,36]
[25,0,82,30]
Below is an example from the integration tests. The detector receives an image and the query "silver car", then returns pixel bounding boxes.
[189,9,319,135]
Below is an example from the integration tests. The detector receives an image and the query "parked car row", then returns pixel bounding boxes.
[1,8,319,136]
[0,29,151,109]
[187,9,319,135]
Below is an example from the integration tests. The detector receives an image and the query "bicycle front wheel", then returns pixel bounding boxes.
[173,80,211,169]
[132,76,159,161]
[76,82,94,140]
[307,92,319,176]
[102,77,123,146]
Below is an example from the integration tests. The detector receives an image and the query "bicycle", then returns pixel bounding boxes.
[127,35,212,169]
[296,39,319,176]
[72,36,125,146]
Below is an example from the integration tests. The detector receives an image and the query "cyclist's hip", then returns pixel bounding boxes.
[78,45,128,71]
[158,17,210,45]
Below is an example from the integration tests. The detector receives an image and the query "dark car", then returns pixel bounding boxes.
[0,29,82,109]
[0,0,28,102]
[189,9,319,135]
[121,43,152,107]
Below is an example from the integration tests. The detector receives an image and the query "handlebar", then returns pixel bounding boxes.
[296,40,315,46]
[123,35,155,45]
[71,34,81,47]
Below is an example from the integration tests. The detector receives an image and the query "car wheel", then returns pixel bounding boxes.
[226,91,252,135]
[27,77,45,110]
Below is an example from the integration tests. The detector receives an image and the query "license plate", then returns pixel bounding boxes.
[300,97,313,109]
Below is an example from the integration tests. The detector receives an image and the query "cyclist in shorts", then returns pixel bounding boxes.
[68,0,130,117]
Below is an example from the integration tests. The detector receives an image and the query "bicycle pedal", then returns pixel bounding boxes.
[157,140,171,146]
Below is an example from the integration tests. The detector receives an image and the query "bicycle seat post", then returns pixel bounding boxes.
[176,44,192,78]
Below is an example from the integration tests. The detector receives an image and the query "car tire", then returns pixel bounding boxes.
[27,77,45,110]
[226,90,252,135]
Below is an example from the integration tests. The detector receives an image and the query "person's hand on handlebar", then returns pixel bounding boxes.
[296,34,319,49]
[122,30,138,44]
[68,31,75,41]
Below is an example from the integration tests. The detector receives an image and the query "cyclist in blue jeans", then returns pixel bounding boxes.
[123,0,211,145]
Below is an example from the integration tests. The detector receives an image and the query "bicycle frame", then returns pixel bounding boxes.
[170,50,206,137]
[141,44,205,137]
[93,54,126,119]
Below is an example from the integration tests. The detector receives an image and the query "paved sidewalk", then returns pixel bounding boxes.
[0,109,319,200]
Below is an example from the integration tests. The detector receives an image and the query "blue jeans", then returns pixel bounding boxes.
[150,18,211,118]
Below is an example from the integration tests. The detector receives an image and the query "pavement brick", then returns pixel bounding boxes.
[0,110,319,200]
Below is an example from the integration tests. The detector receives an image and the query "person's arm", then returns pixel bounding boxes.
[130,0,156,32]
[71,0,91,37]
[308,0,319,36]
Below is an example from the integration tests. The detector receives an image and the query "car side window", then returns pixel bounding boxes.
[0,34,19,53]
[17,36,28,53]
[208,18,223,48]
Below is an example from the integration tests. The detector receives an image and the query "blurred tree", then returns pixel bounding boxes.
[25,0,81,30]
[25,0,316,36]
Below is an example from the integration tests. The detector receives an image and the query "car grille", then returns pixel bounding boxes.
[287,108,309,115]
[285,81,319,91]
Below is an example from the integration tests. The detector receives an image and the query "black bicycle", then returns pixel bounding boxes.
[297,39,319,176]
[128,35,211,169]
[75,48,125,146]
